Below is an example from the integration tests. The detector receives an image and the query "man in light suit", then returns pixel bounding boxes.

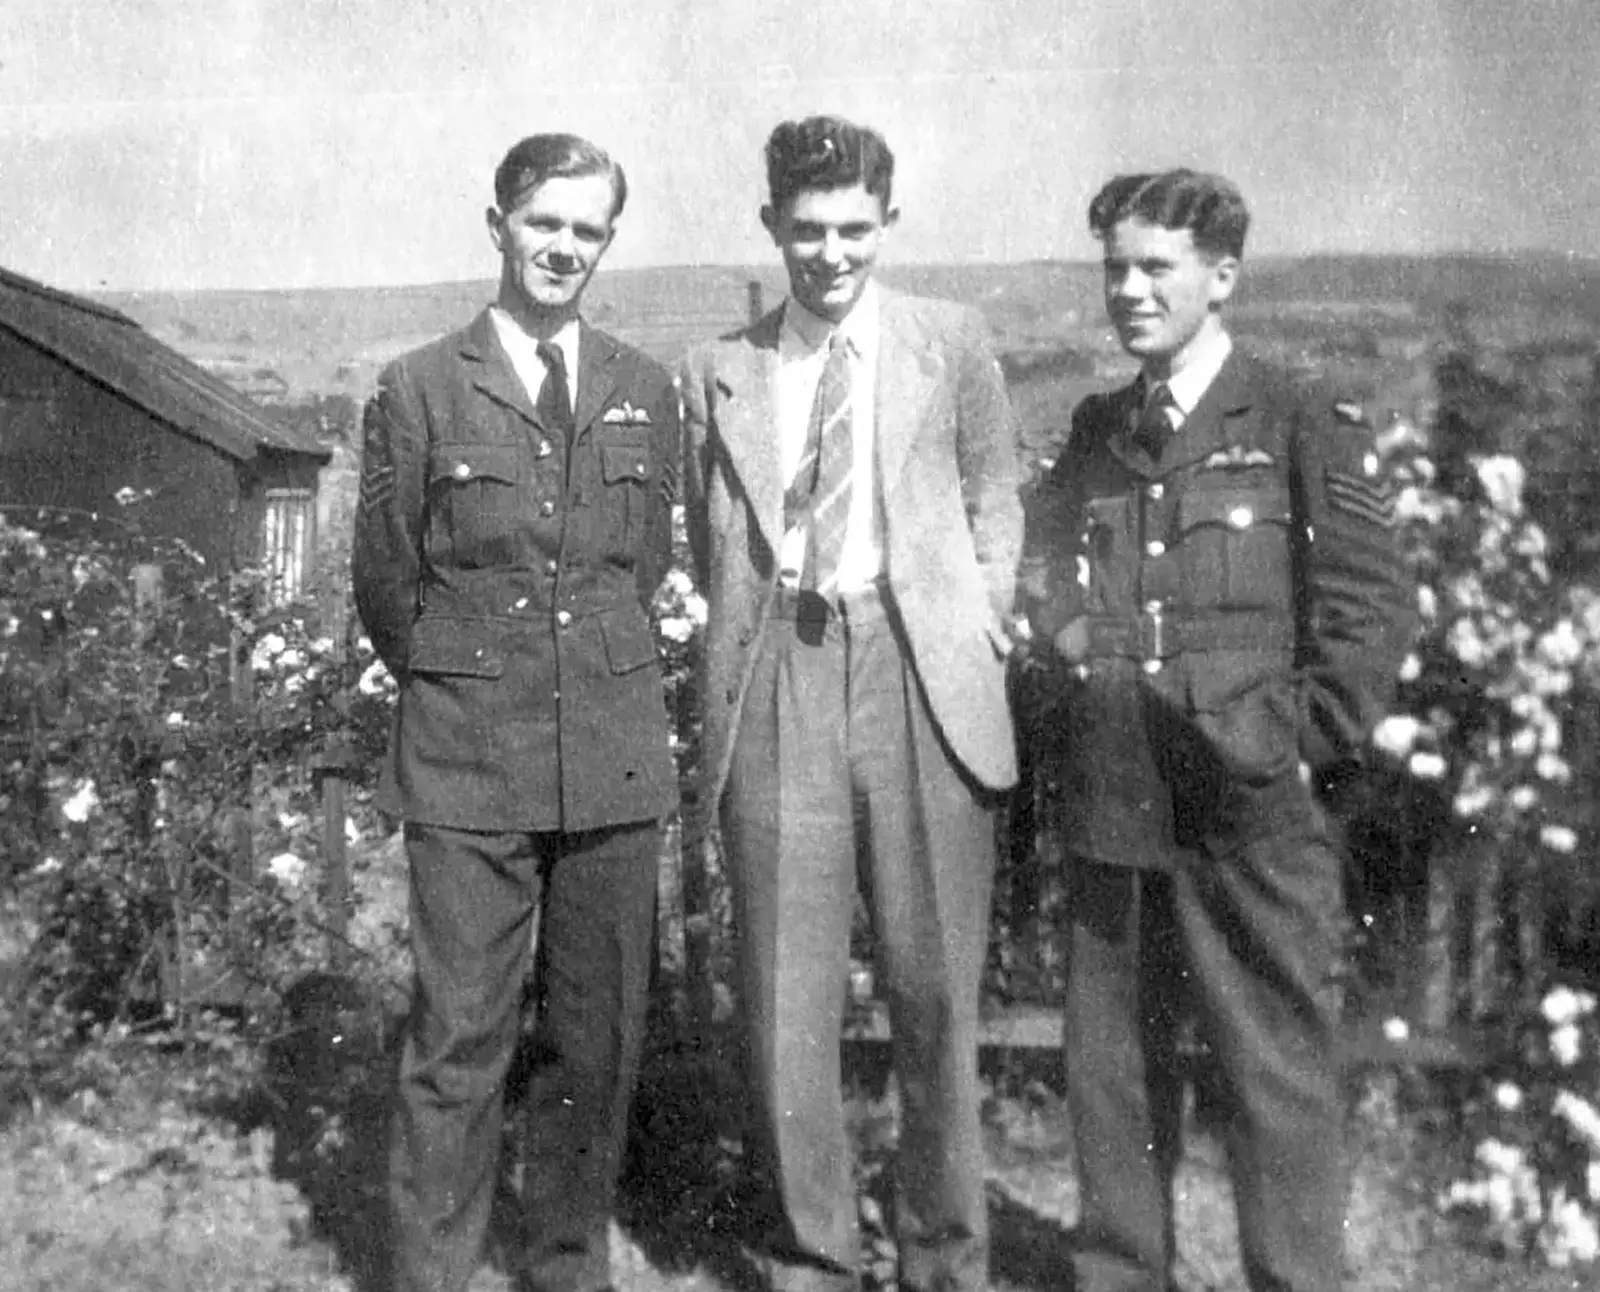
[680,115,1022,1292]
[353,133,679,1292]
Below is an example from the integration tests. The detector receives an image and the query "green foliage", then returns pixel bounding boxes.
[0,503,395,1100]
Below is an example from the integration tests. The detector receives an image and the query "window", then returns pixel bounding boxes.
[262,488,315,606]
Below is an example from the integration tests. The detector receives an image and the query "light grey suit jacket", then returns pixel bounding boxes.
[680,290,1023,808]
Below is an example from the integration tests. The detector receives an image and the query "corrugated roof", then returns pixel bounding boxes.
[0,266,329,463]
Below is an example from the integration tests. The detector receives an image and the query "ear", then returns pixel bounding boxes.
[759,204,779,241]
[485,206,506,254]
[1208,254,1240,307]
[881,205,901,237]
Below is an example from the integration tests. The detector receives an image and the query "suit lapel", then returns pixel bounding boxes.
[1101,380,1152,476]
[574,323,621,436]
[460,310,548,433]
[874,292,942,497]
[1165,349,1255,472]
[712,309,784,553]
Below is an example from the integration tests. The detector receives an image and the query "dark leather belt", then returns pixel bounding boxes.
[770,581,892,625]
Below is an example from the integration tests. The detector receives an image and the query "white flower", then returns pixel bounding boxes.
[33,854,62,875]
[266,852,307,888]
[1554,1091,1600,1152]
[1397,652,1423,682]
[657,615,695,645]
[1448,618,1491,669]
[1510,784,1540,811]
[1539,1188,1600,1266]
[165,711,187,730]
[1372,714,1425,757]
[61,778,100,823]
[1453,783,1496,817]
[357,659,393,696]
[114,485,140,506]
[683,591,708,627]
[1551,1022,1583,1066]
[663,568,694,596]
[1510,725,1539,758]
[1474,454,1525,516]
[1409,751,1447,779]
[1539,619,1585,668]
[1417,585,1438,622]
[1382,1016,1410,1043]
[1588,1160,1600,1203]
[277,647,307,671]
[1541,825,1579,854]
[1545,986,1590,1026]
[344,817,361,846]
[1493,1081,1524,1112]
[1537,752,1572,784]
[311,636,334,654]
[250,631,287,671]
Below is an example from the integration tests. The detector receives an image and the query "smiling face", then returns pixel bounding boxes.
[762,183,897,324]
[1101,217,1237,377]
[487,171,617,328]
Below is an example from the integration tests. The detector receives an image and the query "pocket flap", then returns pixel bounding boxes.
[408,617,505,677]
[598,606,658,674]
[430,444,518,485]
[1178,486,1292,533]
[600,444,650,486]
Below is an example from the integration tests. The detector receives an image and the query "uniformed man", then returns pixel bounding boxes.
[1018,170,1414,1292]
[352,133,679,1292]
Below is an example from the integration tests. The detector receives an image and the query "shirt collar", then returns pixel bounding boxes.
[489,306,581,375]
[781,280,880,358]
[1154,326,1232,417]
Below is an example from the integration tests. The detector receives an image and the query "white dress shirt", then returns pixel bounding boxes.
[490,306,580,413]
[775,283,882,592]
[1154,326,1233,432]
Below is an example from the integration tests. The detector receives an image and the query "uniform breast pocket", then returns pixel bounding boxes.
[1082,495,1136,613]
[428,443,521,568]
[1178,485,1295,610]
[598,437,650,554]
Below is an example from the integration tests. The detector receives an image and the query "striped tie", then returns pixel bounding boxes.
[785,333,854,593]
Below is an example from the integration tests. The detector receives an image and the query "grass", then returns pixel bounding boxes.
[1,1013,1596,1292]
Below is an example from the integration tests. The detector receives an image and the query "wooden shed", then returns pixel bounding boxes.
[0,267,330,600]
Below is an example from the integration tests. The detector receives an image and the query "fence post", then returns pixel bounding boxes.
[316,596,355,971]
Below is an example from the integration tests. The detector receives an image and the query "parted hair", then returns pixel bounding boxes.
[764,116,895,214]
[1088,170,1250,261]
[493,134,628,220]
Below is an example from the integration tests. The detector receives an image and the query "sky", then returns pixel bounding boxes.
[1,0,1597,291]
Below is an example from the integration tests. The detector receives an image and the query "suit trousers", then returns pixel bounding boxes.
[722,585,997,1292]
[389,819,659,1292]
[1063,838,1347,1292]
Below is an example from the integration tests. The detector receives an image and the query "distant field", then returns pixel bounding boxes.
[95,253,1600,466]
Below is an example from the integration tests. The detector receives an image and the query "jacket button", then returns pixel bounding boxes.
[556,610,572,627]
[1145,539,1166,557]
[545,560,558,575]
[453,462,472,480]
[1144,599,1163,615]
[1143,659,1163,675]
[537,440,552,458]
[1229,506,1254,529]
[540,500,556,517]
[1146,483,1164,501]
[514,597,529,610]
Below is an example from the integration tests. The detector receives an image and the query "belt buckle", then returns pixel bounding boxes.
[1139,606,1165,661]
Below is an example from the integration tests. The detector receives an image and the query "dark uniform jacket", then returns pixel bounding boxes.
[352,309,679,834]
[1018,349,1414,868]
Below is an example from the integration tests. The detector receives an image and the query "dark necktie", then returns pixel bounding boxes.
[536,340,575,440]
[1133,381,1176,459]
[784,334,854,593]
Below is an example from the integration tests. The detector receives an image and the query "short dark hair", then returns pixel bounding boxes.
[1087,170,1249,260]
[493,134,628,221]
[764,116,895,215]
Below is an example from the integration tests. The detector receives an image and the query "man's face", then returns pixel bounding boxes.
[1101,217,1237,371]
[487,172,617,319]
[762,183,897,324]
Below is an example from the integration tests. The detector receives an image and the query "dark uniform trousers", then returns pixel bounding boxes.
[389,818,658,1292]
[1020,351,1414,1292]
[722,586,995,1292]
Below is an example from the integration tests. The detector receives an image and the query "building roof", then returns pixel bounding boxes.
[0,267,329,463]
